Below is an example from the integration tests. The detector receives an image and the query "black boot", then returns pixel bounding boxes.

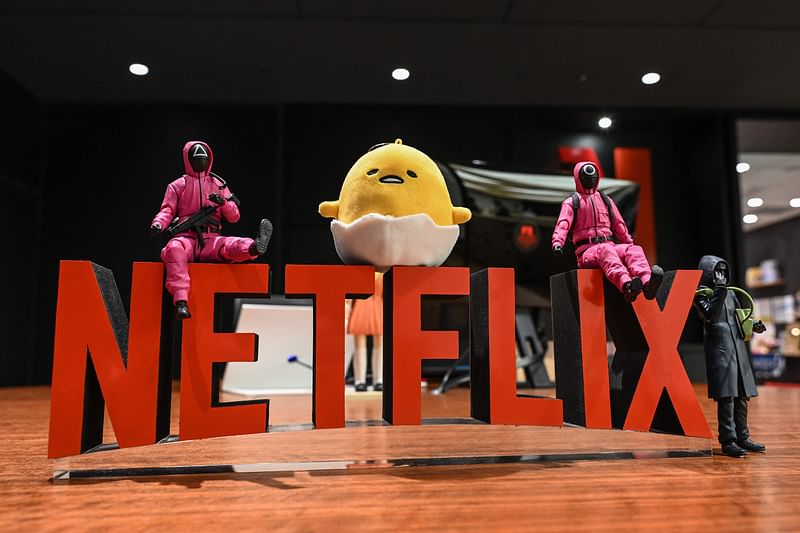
[355,383,367,392]
[249,218,273,256]
[623,277,643,303]
[175,300,191,320]
[721,441,748,458]
[643,265,664,300]
[737,438,766,452]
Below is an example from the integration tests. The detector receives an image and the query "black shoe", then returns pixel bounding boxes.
[737,438,766,452]
[355,383,367,392]
[250,218,273,256]
[175,300,191,320]
[721,441,748,458]
[643,265,664,300]
[623,277,643,303]
[373,383,383,392]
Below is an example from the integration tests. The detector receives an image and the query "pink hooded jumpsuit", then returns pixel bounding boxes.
[551,162,652,292]
[152,141,258,303]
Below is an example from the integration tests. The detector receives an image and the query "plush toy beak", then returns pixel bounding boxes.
[452,207,472,224]
[318,200,340,219]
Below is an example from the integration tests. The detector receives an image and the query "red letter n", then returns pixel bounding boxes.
[48,261,169,459]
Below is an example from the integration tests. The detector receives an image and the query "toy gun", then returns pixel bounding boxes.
[165,192,241,246]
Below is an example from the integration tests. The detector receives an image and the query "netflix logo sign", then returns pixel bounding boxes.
[48,261,710,460]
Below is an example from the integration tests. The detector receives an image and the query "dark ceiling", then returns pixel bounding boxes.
[2,0,800,108]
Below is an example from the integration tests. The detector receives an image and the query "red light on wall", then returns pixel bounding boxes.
[514,224,538,252]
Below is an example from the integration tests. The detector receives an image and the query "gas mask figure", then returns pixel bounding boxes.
[695,255,767,457]
[551,162,663,303]
[150,141,273,319]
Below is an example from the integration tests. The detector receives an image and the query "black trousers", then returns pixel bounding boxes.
[716,396,749,444]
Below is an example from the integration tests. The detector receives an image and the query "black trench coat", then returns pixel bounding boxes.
[694,256,758,399]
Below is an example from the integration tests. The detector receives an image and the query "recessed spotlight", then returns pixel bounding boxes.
[747,197,764,208]
[129,63,149,76]
[736,162,751,173]
[641,72,661,85]
[790,198,800,208]
[392,67,410,81]
[742,214,758,224]
[791,327,800,337]
[598,117,612,129]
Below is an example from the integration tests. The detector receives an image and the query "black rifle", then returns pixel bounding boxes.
[164,192,240,246]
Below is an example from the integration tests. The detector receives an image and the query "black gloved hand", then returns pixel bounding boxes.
[753,320,766,334]
[552,245,563,257]
[149,223,162,237]
[208,192,225,205]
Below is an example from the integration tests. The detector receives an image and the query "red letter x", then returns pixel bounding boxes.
[625,270,711,438]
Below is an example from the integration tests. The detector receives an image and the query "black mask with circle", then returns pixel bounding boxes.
[578,163,599,190]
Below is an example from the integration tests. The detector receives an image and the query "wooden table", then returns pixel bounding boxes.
[2,384,799,531]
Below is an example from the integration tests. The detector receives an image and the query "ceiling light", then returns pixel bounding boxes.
[742,214,758,224]
[392,67,410,81]
[641,72,661,85]
[471,159,487,166]
[598,117,612,129]
[790,198,800,208]
[736,162,751,173]
[791,327,800,337]
[747,197,764,208]
[129,63,149,76]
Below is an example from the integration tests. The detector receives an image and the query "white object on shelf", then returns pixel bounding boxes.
[760,259,780,284]
[771,295,796,325]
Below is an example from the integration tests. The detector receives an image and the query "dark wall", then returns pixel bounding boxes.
[0,71,44,386]
[11,103,740,386]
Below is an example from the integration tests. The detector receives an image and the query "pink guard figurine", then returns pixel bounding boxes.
[150,141,273,319]
[551,161,663,303]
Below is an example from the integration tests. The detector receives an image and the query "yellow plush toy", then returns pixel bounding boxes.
[319,139,471,269]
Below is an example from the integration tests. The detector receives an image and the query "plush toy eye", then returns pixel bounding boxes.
[367,168,379,175]
[406,170,418,178]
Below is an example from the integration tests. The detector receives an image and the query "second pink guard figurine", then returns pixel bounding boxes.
[551,161,663,303]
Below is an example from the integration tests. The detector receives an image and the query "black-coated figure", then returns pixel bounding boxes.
[694,255,767,457]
